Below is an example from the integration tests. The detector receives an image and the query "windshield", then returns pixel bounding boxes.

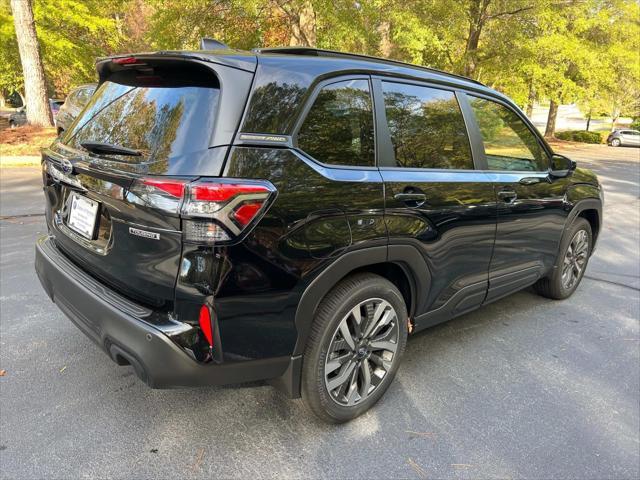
[63,80,220,164]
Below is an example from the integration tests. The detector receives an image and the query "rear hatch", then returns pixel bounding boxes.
[42,55,255,308]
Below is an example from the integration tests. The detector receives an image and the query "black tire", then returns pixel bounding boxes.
[301,273,408,423]
[534,217,592,300]
[611,138,621,147]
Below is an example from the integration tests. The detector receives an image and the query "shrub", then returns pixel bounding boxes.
[555,130,603,144]
[630,117,640,130]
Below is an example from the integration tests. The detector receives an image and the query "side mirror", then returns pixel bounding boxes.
[550,154,576,178]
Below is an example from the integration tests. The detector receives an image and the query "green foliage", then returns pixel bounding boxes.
[631,118,640,130]
[2,0,639,127]
[555,130,604,144]
[1,0,123,97]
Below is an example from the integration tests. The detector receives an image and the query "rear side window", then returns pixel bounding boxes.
[469,96,548,171]
[64,75,219,165]
[297,79,374,167]
[382,82,473,169]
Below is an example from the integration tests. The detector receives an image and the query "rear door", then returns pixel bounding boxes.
[374,79,497,328]
[43,57,254,307]
[465,94,568,302]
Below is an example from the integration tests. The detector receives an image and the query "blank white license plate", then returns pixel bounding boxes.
[68,193,99,239]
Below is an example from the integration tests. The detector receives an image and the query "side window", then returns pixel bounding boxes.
[297,79,374,167]
[469,96,548,171]
[381,82,473,169]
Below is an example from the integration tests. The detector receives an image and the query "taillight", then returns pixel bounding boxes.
[128,177,276,244]
[181,179,275,244]
[128,178,188,213]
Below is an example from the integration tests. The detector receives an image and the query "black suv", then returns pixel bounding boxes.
[35,45,603,423]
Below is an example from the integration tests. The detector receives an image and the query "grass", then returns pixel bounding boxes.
[0,125,57,156]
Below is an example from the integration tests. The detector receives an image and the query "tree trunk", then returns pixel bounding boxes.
[611,116,619,132]
[525,78,535,117]
[10,0,52,127]
[377,20,392,58]
[544,100,558,138]
[463,0,489,77]
[585,109,592,131]
[289,1,317,47]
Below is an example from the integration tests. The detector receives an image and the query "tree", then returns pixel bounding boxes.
[10,0,52,126]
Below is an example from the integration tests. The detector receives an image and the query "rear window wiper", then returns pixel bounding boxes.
[80,142,141,157]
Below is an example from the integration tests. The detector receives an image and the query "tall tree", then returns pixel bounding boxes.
[10,0,51,126]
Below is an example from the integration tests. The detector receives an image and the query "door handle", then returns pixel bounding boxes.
[394,192,427,207]
[519,177,542,185]
[497,190,517,203]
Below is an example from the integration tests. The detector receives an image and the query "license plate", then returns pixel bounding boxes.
[68,193,99,239]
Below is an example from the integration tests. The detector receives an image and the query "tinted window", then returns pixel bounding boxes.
[65,80,219,164]
[469,96,548,171]
[297,79,374,167]
[382,82,473,169]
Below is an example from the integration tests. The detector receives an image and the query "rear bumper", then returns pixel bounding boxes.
[34,235,292,389]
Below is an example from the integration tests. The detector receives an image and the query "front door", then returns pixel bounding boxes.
[621,130,640,146]
[374,79,497,329]
[465,94,570,303]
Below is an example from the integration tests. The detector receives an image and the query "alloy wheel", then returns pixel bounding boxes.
[324,298,399,406]
[561,229,589,290]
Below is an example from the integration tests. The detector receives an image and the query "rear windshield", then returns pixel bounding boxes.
[63,74,220,163]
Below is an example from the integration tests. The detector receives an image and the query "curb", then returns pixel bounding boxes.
[0,156,41,167]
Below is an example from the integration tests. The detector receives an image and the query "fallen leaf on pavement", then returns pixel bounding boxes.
[59,366,67,373]
[0,370,6,377]
[407,457,428,479]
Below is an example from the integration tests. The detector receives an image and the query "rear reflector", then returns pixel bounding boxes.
[198,305,214,347]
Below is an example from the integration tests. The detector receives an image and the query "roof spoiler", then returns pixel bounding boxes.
[200,38,229,50]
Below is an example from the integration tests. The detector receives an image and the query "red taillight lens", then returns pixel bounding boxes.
[232,202,263,227]
[199,305,213,347]
[129,177,189,213]
[142,178,186,198]
[192,183,269,202]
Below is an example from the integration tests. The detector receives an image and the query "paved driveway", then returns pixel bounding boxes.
[1,144,638,479]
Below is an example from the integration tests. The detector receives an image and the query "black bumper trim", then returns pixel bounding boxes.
[35,235,290,388]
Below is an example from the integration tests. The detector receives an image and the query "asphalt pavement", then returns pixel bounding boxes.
[1,144,639,479]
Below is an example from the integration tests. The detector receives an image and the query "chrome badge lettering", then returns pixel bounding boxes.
[129,227,160,240]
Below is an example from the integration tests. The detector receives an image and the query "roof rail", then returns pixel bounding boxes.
[201,38,229,50]
[253,47,484,86]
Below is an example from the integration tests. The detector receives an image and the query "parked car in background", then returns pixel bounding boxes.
[607,129,640,147]
[5,107,26,128]
[56,84,97,134]
[35,44,603,423]
[1,98,64,129]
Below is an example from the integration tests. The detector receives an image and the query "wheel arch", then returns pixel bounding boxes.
[563,194,603,254]
[292,244,431,358]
